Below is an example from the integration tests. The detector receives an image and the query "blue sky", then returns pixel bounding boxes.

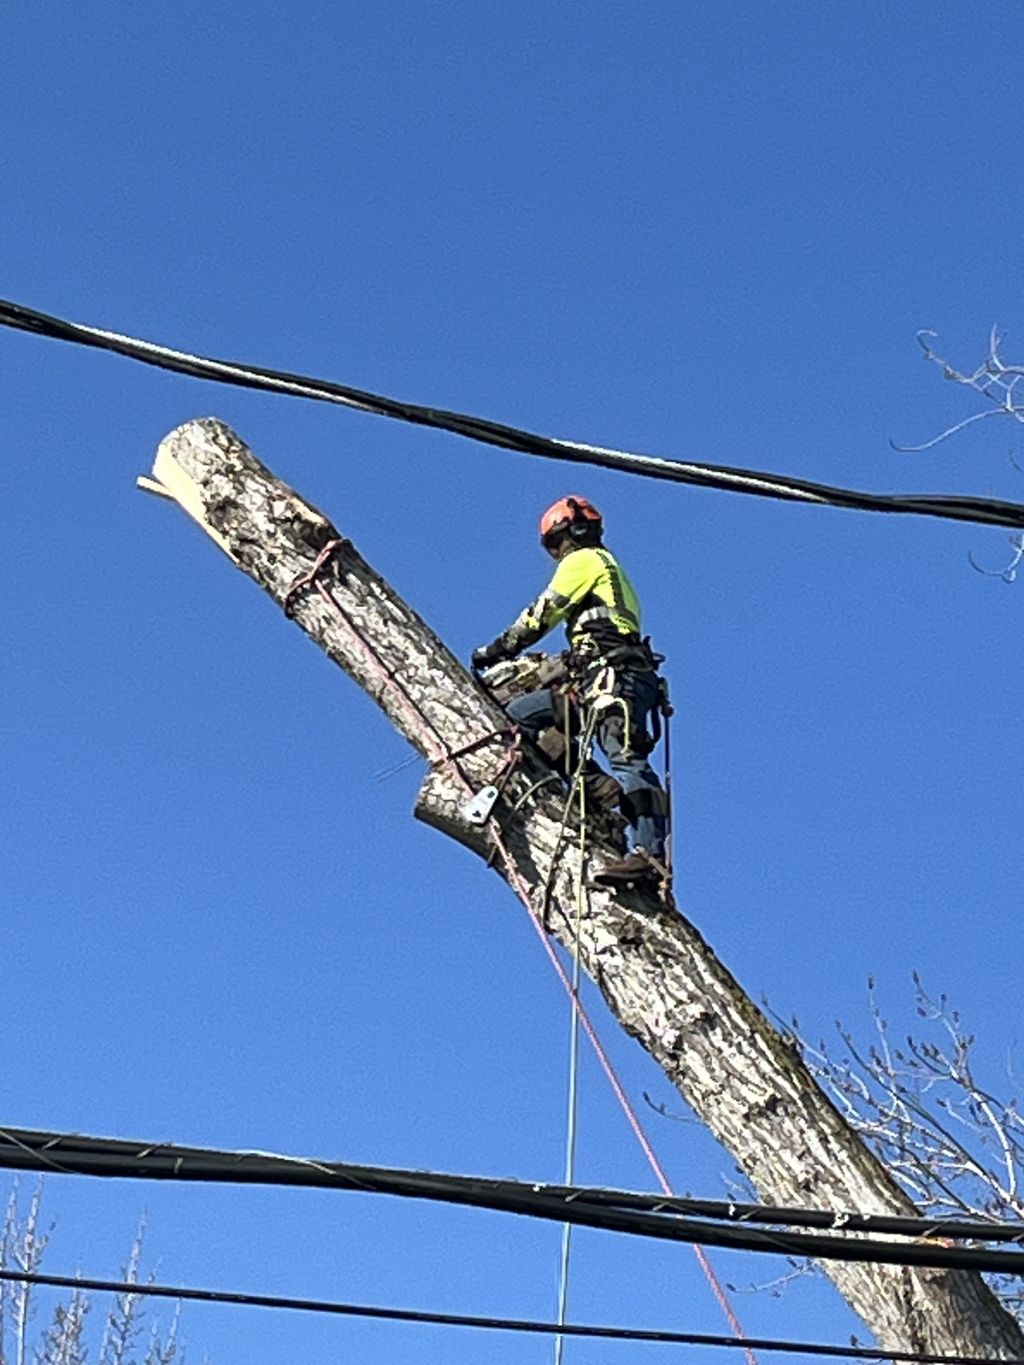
[2,2,1023,1361]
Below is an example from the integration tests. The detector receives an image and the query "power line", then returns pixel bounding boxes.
[0,1267,1018,1365]
[4,1126,1024,1275]
[3,1124,1018,1241]
[4,297,1024,532]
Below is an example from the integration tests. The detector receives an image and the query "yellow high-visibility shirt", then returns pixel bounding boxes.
[505,546,642,652]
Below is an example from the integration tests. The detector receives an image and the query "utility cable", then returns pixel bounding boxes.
[0,1267,1018,1365]
[5,297,1024,531]
[4,1127,1024,1269]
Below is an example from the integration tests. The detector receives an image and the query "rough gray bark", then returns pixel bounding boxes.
[150,416,1024,1359]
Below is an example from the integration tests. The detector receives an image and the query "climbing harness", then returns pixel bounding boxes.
[480,645,677,904]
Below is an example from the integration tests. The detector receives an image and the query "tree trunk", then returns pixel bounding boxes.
[144,416,1024,1358]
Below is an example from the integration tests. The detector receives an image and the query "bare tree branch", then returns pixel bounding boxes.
[12,1186,48,1365]
[36,1289,88,1365]
[892,329,1024,454]
[782,978,1024,1320]
[890,329,1024,576]
[100,1222,147,1365]
[142,1301,180,1365]
[968,535,1024,582]
[892,405,1009,453]
[1,1190,189,1365]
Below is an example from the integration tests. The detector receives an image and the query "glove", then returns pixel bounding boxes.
[472,638,510,671]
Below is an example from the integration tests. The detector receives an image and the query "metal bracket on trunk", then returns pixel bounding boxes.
[462,784,500,826]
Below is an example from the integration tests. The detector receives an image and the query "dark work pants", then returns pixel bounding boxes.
[506,671,668,859]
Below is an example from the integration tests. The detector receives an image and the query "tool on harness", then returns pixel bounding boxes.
[657,673,675,894]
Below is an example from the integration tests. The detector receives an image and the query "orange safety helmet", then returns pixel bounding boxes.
[539,496,603,554]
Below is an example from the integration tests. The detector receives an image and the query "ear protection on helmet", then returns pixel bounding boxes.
[565,499,596,544]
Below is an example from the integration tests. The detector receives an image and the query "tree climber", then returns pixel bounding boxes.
[472,496,670,886]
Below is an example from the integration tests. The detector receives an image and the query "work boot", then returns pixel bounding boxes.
[590,851,660,887]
